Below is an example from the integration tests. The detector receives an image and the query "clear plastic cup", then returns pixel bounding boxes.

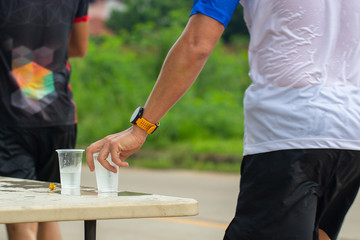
[93,152,119,193]
[56,149,84,189]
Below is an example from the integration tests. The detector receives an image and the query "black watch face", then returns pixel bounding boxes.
[130,107,143,123]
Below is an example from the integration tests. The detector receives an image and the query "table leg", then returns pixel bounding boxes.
[84,220,97,240]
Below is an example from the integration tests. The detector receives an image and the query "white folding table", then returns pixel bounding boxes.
[0,177,198,240]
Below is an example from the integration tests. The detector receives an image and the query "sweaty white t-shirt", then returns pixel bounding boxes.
[241,0,360,155]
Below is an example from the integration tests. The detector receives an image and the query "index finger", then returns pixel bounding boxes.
[86,138,105,171]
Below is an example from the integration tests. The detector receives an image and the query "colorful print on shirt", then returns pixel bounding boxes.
[0,0,88,126]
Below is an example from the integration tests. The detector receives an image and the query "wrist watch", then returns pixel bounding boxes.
[130,107,160,134]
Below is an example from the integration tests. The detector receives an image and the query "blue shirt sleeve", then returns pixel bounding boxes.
[190,0,240,28]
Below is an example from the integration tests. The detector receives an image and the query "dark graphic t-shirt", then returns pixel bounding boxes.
[0,0,88,127]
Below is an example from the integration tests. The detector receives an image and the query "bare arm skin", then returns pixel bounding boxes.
[68,21,89,58]
[86,14,225,172]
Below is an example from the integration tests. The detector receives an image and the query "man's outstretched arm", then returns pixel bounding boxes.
[86,13,225,172]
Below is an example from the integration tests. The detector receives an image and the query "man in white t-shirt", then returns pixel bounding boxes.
[86,1,360,239]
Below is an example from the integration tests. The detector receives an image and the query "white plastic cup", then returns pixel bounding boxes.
[93,152,119,193]
[56,149,84,189]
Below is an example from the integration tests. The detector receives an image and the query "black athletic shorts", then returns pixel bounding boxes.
[0,125,77,182]
[224,149,360,240]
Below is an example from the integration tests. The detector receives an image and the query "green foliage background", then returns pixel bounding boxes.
[69,1,251,171]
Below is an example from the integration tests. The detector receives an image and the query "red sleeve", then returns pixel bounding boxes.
[74,0,89,23]
[74,15,89,23]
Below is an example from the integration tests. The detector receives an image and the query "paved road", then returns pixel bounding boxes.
[1,167,359,239]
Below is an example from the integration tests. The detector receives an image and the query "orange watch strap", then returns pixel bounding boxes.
[134,117,159,134]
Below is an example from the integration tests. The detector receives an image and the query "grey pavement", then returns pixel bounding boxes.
[0,166,359,239]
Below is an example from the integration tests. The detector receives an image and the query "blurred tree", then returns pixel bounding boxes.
[106,0,192,32]
[106,0,249,42]
[223,4,249,42]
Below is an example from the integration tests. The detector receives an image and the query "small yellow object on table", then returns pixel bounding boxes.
[49,183,56,191]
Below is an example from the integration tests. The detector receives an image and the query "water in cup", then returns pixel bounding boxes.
[94,152,119,193]
[56,149,84,189]
[60,166,81,188]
